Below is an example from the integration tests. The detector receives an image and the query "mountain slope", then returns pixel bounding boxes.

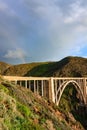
[3,56,87,77]
[0,61,11,74]
[3,62,52,76]
[53,56,87,77]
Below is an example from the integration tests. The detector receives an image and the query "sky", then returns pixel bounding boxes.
[0,0,87,64]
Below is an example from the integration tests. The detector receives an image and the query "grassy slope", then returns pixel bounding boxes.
[0,76,85,130]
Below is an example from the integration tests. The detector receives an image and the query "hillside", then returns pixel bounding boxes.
[3,56,87,77]
[53,56,87,77]
[0,61,11,75]
[3,62,52,76]
[0,76,85,130]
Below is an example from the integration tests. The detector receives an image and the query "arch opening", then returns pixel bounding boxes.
[58,81,87,130]
[57,80,85,106]
[58,85,76,116]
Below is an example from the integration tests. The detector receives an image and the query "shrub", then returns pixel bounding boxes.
[17,102,32,118]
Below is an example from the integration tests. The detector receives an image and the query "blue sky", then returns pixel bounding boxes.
[0,0,87,64]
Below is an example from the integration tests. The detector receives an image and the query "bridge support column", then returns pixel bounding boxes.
[19,81,22,86]
[34,80,36,92]
[41,80,44,96]
[54,79,58,104]
[36,80,39,94]
[29,80,31,90]
[50,78,55,103]
[82,78,87,104]
[43,80,47,98]
[15,80,17,85]
[25,80,27,88]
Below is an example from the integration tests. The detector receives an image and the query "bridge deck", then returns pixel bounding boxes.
[3,76,87,81]
[2,76,87,105]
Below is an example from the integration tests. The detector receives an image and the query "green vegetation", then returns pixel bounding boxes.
[17,102,31,118]
[1,56,87,129]
[3,62,53,76]
[0,84,9,93]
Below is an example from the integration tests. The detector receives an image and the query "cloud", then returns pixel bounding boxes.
[0,0,30,57]
[0,0,16,17]
[0,1,8,11]
[64,0,87,24]
[16,0,87,62]
[0,0,87,64]
[4,48,26,63]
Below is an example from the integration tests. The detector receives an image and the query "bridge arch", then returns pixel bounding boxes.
[56,80,86,106]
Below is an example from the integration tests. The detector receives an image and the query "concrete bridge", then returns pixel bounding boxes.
[3,76,87,106]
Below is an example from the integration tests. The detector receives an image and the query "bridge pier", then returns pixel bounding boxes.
[36,80,39,94]
[21,79,49,98]
[43,80,47,98]
[14,80,17,85]
[49,78,55,103]
[41,80,44,96]
[25,80,27,88]
[19,81,22,86]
